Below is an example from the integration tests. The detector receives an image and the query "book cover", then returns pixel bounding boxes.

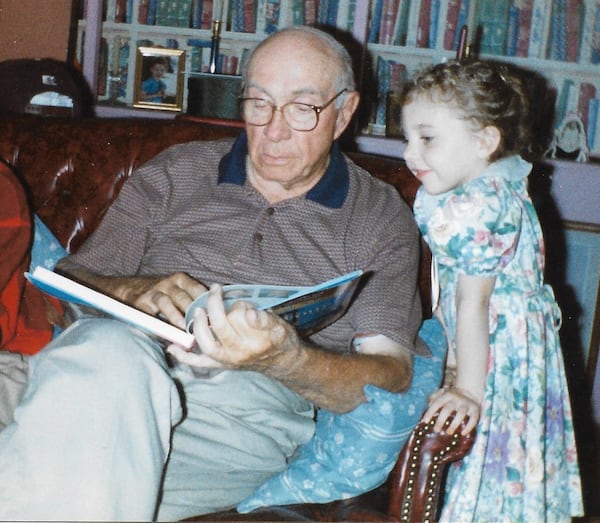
[548,0,567,60]
[27,268,364,345]
[97,37,109,97]
[147,0,159,24]
[114,0,127,22]
[392,0,411,46]
[243,0,256,32]
[325,0,338,26]
[528,0,553,58]
[441,0,460,50]
[379,0,400,45]
[506,5,520,56]
[586,97,600,150]
[565,0,584,62]
[191,0,202,28]
[304,0,318,25]
[178,0,193,27]
[429,0,443,49]
[475,0,511,55]
[368,0,383,42]
[138,0,150,23]
[201,0,213,28]
[578,82,597,131]
[416,0,431,48]
[593,2,600,63]
[264,0,280,34]
[405,0,422,47]
[290,0,305,25]
[516,0,533,57]
[317,0,330,24]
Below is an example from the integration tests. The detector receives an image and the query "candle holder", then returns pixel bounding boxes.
[209,19,223,74]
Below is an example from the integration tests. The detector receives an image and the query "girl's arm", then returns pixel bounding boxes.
[424,273,496,435]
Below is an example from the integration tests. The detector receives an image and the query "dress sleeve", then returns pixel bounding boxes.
[425,178,522,277]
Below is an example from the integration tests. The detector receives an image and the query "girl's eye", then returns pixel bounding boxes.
[421,135,434,144]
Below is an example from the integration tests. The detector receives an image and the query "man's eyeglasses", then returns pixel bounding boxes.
[238,89,348,132]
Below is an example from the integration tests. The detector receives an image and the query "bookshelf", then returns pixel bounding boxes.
[75,0,599,460]
[76,0,600,158]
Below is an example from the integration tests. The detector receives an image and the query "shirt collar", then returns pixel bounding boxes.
[218,131,349,209]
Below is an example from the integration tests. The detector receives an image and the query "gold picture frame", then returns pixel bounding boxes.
[133,47,185,111]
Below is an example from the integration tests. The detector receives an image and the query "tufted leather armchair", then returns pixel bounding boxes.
[0,113,475,522]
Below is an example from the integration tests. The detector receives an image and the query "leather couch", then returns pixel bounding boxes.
[0,113,475,522]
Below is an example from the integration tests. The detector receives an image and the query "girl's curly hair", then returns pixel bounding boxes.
[400,60,533,161]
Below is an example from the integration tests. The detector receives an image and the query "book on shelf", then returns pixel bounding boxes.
[289,0,305,25]
[528,0,553,58]
[147,0,158,24]
[379,0,401,46]
[304,0,318,25]
[516,0,533,57]
[26,267,364,347]
[415,0,431,48]
[548,0,568,61]
[443,0,461,50]
[368,0,384,43]
[264,0,281,34]
[505,4,520,56]
[474,0,512,55]
[177,0,193,27]
[138,0,150,23]
[590,1,600,64]
[578,82,597,131]
[586,98,600,151]
[405,0,422,47]
[565,0,585,62]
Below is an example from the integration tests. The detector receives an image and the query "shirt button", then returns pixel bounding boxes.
[267,207,275,215]
[254,232,263,242]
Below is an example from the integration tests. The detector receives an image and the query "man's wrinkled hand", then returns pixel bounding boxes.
[125,272,206,330]
[168,284,302,372]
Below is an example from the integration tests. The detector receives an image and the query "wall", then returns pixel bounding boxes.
[0,0,74,61]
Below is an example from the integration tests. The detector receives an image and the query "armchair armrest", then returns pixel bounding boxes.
[185,413,475,522]
[387,414,476,522]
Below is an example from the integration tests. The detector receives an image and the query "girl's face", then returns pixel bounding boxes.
[151,63,166,79]
[401,96,492,195]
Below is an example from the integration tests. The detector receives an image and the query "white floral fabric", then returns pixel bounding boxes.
[414,156,583,522]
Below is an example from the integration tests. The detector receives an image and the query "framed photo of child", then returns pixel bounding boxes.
[133,47,185,111]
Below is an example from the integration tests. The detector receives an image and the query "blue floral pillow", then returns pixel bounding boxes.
[237,317,446,512]
[30,215,67,272]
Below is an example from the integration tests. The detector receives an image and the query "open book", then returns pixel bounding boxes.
[26,267,364,348]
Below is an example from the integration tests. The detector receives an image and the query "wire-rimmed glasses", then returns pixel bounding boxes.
[238,89,348,131]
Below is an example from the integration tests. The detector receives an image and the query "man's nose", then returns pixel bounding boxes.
[264,108,292,140]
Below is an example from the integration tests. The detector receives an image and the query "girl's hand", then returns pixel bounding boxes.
[422,386,480,435]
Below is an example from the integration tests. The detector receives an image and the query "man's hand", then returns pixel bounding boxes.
[124,272,207,330]
[168,284,302,371]
[63,269,207,330]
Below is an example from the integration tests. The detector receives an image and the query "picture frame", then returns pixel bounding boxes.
[133,47,185,111]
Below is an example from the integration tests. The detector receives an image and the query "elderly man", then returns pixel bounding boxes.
[0,26,422,521]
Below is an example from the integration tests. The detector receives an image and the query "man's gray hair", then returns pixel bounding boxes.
[240,26,356,103]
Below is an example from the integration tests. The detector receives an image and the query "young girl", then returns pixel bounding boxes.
[400,60,583,522]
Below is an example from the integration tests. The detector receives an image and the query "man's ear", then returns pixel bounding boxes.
[476,125,502,159]
[334,91,360,139]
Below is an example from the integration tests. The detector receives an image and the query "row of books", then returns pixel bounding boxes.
[96,0,358,35]
[368,0,598,65]
[369,55,600,152]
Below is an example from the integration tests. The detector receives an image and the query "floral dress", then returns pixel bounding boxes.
[414,156,583,522]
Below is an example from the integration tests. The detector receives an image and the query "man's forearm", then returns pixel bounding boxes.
[260,343,413,413]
